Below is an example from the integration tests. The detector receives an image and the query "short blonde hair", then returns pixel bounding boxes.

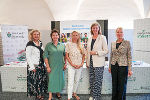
[90,23,102,35]
[116,27,123,33]
[29,30,41,41]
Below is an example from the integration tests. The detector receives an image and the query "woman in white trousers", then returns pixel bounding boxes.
[66,31,85,100]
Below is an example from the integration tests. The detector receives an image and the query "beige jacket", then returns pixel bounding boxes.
[86,35,108,67]
[109,40,132,70]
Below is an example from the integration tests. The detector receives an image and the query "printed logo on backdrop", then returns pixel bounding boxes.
[7,32,25,39]
[7,32,12,38]
[1,25,28,64]
[137,30,150,38]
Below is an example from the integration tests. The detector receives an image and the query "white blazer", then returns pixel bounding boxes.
[26,41,44,71]
[86,35,108,67]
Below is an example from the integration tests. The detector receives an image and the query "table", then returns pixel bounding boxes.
[0,61,150,94]
[0,62,27,92]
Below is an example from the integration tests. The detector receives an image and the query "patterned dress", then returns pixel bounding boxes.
[26,41,47,97]
[89,39,104,100]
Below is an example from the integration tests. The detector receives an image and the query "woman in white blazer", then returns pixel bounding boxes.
[86,23,108,100]
[26,30,47,100]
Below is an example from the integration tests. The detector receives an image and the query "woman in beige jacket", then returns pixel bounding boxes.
[86,23,108,100]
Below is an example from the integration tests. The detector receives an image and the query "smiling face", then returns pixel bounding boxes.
[116,28,124,39]
[91,25,99,35]
[84,33,87,37]
[51,32,59,41]
[72,31,80,43]
[32,32,40,41]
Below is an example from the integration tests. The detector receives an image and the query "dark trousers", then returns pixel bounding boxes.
[111,63,128,100]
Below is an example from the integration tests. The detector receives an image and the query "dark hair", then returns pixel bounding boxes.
[50,29,60,38]
[61,33,66,38]
[90,23,102,35]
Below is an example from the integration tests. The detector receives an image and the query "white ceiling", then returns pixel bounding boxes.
[44,0,150,20]
[0,0,150,29]
[44,0,150,28]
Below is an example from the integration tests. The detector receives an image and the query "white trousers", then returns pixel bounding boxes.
[67,65,82,99]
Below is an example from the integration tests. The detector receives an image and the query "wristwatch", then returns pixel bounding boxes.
[96,51,98,55]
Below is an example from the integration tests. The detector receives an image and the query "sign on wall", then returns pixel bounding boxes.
[133,18,150,64]
[1,25,28,64]
[60,20,97,49]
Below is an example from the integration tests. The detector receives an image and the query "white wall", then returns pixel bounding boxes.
[0,0,54,46]
[40,30,52,47]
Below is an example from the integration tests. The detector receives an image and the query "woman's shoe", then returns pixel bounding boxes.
[35,96,44,100]
[40,96,44,100]
[56,94,62,99]
[89,96,93,100]
[72,94,80,100]
[35,97,40,100]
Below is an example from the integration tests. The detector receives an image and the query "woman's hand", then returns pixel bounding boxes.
[108,68,111,73]
[74,65,80,69]
[71,64,79,69]
[47,67,51,73]
[63,64,67,70]
[90,51,97,55]
[75,65,82,69]
[86,62,89,68]
[80,63,83,67]
[32,69,36,73]
[71,63,76,68]
[128,70,133,77]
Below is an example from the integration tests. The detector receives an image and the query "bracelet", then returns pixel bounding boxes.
[64,62,67,65]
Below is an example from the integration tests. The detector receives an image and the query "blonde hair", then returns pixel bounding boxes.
[29,30,40,41]
[116,27,123,33]
[90,23,102,35]
[71,31,83,54]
